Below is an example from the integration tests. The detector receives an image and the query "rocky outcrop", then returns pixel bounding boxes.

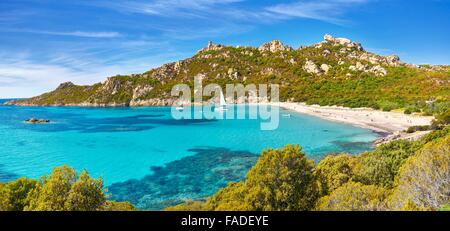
[323,34,364,51]
[197,41,225,54]
[303,61,332,75]
[56,82,75,89]
[303,60,322,75]
[370,65,388,77]
[357,53,402,67]
[25,118,50,124]
[374,130,432,146]
[129,98,177,107]
[349,62,387,76]
[130,85,154,105]
[320,64,331,74]
[150,61,185,80]
[258,40,292,53]
[101,77,122,95]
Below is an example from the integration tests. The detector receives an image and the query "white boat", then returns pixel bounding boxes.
[282,114,291,118]
[215,91,228,112]
[175,106,184,111]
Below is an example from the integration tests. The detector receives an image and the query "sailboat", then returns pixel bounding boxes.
[175,102,184,111]
[215,91,228,112]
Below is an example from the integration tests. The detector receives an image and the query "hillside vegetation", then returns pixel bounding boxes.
[7,35,450,117]
[166,127,450,211]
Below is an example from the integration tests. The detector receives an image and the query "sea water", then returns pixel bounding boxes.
[0,99,379,210]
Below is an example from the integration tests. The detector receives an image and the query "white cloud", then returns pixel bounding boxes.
[94,0,244,17]
[0,59,118,98]
[266,0,371,24]
[4,29,122,38]
[0,40,188,98]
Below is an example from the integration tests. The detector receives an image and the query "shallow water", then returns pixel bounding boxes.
[0,99,379,210]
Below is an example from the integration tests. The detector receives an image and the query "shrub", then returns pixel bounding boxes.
[0,178,37,211]
[0,165,136,211]
[178,145,319,211]
[316,181,389,211]
[406,125,431,133]
[389,136,450,210]
[314,154,354,196]
[353,140,421,187]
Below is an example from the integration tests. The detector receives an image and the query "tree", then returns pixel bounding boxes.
[64,171,105,211]
[203,145,317,211]
[206,182,252,211]
[314,154,354,196]
[352,140,420,187]
[389,136,450,210]
[245,145,317,210]
[101,201,137,211]
[0,166,136,211]
[26,165,77,211]
[0,178,37,211]
[316,181,389,211]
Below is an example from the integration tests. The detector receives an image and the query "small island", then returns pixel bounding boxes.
[25,118,51,124]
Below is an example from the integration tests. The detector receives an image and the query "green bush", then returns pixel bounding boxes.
[0,166,135,211]
[406,125,431,133]
[389,136,450,210]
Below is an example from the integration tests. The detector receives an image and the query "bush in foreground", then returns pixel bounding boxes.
[168,127,450,211]
[0,166,135,211]
[167,145,317,211]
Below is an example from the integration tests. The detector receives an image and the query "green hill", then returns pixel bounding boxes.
[6,34,450,115]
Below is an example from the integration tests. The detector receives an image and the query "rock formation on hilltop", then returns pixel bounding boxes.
[258,40,293,53]
[6,34,449,114]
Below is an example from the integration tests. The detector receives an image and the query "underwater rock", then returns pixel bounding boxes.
[25,118,50,124]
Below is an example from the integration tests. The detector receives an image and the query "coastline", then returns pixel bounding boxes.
[4,99,435,144]
[273,102,434,144]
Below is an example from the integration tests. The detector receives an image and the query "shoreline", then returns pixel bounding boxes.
[273,102,434,144]
[4,100,435,144]
[274,102,434,133]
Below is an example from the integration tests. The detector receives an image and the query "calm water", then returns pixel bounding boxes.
[0,99,379,210]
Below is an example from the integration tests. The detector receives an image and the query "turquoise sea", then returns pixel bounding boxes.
[0,99,379,210]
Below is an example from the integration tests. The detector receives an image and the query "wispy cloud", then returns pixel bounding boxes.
[92,0,244,17]
[266,0,371,25]
[3,29,122,38]
[0,38,187,98]
[0,0,377,98]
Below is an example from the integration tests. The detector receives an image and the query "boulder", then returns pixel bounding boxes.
[320,64,331,73]
[303,60,322,75]
[370,65,387,76]
[258,40,292,53]
[323,34,364,51]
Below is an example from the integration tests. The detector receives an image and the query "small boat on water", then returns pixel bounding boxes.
[214,91,228,112]
[282,114,291,118]
[175,106,184,111]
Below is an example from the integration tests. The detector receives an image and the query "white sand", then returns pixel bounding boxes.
[273,102,434,134]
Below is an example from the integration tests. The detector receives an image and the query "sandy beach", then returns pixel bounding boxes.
[274,102,434,142]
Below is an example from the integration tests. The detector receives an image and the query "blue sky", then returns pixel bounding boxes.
[1,0,449,98]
